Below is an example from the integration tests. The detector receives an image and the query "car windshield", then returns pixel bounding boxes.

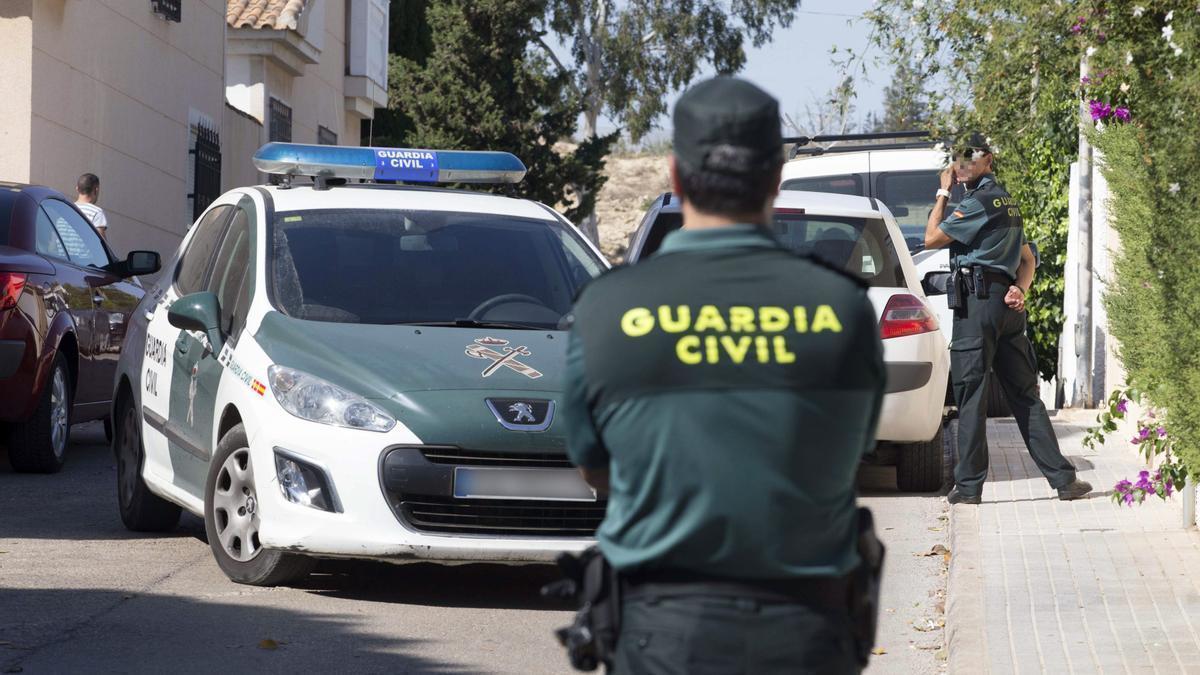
[640,209,906,288]
[269,208,605,329]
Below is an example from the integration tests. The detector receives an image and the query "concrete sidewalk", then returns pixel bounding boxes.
[947,415,1200,674]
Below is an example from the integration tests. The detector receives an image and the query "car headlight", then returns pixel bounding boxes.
[267,365,396,432]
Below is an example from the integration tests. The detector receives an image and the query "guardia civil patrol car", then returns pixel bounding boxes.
[112,143,608,586]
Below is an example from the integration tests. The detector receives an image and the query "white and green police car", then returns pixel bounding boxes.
[112,143,608,585]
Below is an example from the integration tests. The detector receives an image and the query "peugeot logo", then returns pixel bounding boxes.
[486,398,554,432]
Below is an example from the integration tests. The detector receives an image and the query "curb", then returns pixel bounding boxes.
[946,503,987,675]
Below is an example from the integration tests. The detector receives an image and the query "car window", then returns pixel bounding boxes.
[176,205,233,294]
[634,208,906,288]
[875,171,965,250]
[206,200,254,339]
[269,209,606,328]
[773,212,906,288]
[35,207,69,259]
[780,174,865,196]
[41,200,109,266]
[637,211,682,260]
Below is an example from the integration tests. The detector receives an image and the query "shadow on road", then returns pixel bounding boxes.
[301,560,572,611]
[0,588,478,673]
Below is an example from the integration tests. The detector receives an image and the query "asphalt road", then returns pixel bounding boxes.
[0,421,948,674]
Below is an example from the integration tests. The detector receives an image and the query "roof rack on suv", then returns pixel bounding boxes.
[783,130,933,159]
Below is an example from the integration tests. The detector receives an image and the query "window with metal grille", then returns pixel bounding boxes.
[269,98,292,143]
[188,123,221,222]
[318,125,338,145]
[151,0,181,22]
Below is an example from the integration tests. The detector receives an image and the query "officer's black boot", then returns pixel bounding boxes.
[947,487,981,505]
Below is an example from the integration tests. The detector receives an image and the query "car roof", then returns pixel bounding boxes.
[782,147,945,179]
[249,183,561,221]
[773,190,884,219]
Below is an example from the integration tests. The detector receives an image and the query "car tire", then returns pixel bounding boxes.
[896,424,945,492]
[8,353,72,473]
[116,398,181,532]
[204,423,315,586]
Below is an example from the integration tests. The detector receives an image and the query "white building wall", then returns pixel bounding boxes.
[28,0,226,258]
[0,2,34,183]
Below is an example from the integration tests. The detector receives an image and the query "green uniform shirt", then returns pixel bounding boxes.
[565,225,885,579]
[938,174,1027,278]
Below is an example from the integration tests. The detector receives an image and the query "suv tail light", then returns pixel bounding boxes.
[0,272,26,310]
[880,293,939,339]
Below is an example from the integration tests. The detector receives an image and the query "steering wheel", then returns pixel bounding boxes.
[468,293,548,320]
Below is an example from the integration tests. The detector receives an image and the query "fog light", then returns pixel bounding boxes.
[274,450,340,513]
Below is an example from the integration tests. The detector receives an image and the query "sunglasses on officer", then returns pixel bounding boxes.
[952,147,990,163]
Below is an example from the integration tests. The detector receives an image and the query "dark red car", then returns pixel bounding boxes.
[0,183,159,473]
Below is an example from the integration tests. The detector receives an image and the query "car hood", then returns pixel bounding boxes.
[254,312,568,450]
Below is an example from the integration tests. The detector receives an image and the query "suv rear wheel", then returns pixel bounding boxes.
[8,353,71,473]
[896,424,945,492]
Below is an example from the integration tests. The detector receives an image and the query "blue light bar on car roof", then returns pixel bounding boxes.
[251,143,527,184]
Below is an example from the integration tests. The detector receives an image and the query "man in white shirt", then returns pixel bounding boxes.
[75,173,108,239]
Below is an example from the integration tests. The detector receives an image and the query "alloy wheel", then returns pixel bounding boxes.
[212,449,262,562]
[117,406,140,509]
[49,366,68,458]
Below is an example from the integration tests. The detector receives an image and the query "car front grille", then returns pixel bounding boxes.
[417,446,574,468]
[380,446,603,537]
[397,495,605,537]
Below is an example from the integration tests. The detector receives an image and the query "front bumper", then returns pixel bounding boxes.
[248,420,598,562]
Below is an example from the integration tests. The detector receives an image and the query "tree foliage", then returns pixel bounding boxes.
[385,0,615,223]
[872,59,930,132]
[544,0,804,141]
[1082,3,1200,475]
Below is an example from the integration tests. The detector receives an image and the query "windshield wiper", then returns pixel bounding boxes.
[396,318,548,330]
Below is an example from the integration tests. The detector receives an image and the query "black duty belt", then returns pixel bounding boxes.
[621,568,850,609]
[961,266,1014,287]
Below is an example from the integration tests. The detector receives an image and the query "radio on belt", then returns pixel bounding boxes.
[251,142,527,184]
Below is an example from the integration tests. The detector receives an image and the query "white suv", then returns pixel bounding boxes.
[780,142,1015,417]
[626,190,950,492]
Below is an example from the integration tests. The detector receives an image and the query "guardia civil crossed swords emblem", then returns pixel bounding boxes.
[464,337,543,379]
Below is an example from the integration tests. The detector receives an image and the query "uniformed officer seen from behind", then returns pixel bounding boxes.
[564,76,886,674]
[924,133,1091,504]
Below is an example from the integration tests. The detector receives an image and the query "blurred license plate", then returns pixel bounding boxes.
[453,467,597,502]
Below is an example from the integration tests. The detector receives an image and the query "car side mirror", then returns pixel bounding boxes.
[168,291,224,354]
[105,250,161,278]
[922,270,952,296]
[1027,241,1041,269]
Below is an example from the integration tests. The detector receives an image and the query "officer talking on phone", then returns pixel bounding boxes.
[924,132,1091,504]
[561,76,886,674]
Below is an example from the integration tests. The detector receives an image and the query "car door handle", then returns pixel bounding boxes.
[176,335,190,354]
[93,294,104,304]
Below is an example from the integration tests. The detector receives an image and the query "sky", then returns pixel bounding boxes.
[592,0,889,145]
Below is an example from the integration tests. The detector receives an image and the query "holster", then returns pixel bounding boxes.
[542,546,621,671]
[973,266,989,299]
[947,268,967,316]
[849,507,886,666]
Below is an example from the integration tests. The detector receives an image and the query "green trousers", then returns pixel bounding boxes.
[611,593,860,674]
[950,280,1077,497]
